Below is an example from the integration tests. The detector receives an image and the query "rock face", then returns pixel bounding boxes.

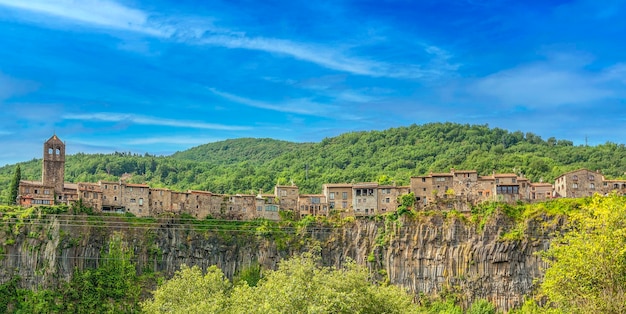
[0,212,559,311]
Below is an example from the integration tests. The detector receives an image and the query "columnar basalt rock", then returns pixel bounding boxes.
[0,212,559,311]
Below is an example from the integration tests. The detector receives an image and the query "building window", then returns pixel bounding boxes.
[312,197,320,204]
[342,201,347,208]
[114,185,117,190]
[44,189,50,195]
[257,206,263,211]
[385,197,390,203]
[280,190,287,196]
[422,178,426,182]
[329,192,335,200]
[130,198,136,203]
[573,175,578,180]
[114,196,118,201]
[589,175,595,181]
[590,183,595,189]
[342,192,348,200]
[329,201,335,209]
[105,185,108,189]
[139,198,143,206]
[573,183,578,189]
[478,191,483,196]
[435,177,446,182]
[128,187,132,191]
[495,179,499,184]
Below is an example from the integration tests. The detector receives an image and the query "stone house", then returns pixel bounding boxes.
[77,182,102,210]
[529,183,553,201]
[120,183,150,217]
[554,169,603,198]
[226,194,256,220]
[298,194,328,217]
[18,180,55,206]
[601,179,626,195]
[255,193,280,220]
[352,182,379,216]
[410,172,454,208]
[377,185,409,214]
[322,183,353,213]
[275,185,299,213]
[148,188,172,216]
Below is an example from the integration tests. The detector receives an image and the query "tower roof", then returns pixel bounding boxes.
[46,134,64,145]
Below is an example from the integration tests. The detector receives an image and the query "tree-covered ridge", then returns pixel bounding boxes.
[1,122,626,203]
[171,138,311,165]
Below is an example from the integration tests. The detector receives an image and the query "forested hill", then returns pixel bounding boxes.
[171,138,311,165]
[1,123,626,202]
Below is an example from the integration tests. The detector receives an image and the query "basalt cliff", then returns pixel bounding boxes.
[0,212,560,311]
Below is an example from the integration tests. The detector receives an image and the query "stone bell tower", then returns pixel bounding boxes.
[42,134,65,197]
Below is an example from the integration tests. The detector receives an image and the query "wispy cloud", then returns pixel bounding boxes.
[62,112,251,131]
[208,88,364,120]
[0,0,168,36]
[0,0,454,79]
[209,88,329,116]
[197,35,449,79]
[470,57,624,107]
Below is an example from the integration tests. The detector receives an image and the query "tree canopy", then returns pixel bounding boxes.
[142,252,417,314]
[538,194,626,313]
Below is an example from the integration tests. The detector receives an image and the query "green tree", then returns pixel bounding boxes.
[8,165,20,205]
[144,252,417,313]
[141,265,231,313]
[63,232,141,313]
[540,194,626,313]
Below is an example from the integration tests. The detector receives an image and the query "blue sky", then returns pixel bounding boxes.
[1,0,625,166]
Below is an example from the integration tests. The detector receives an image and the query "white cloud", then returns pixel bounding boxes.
[0,0,169,36]
[0,0,454,79]
[62,112,250,131]
[208,88,330,116]
[471,61,622,107]
[209,88,366,121]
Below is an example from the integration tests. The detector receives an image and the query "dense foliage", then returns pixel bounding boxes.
[0,233,144,313]
[2,123,626,202]
[142,252,415,313]
[536,194,626,313]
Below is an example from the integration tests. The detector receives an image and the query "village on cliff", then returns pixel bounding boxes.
[18,135,626,220]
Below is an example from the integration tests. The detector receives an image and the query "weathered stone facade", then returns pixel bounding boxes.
[42,135,65,198]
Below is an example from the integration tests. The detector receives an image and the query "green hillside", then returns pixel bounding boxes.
[2,122,626,203]
[171,138,310,165]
